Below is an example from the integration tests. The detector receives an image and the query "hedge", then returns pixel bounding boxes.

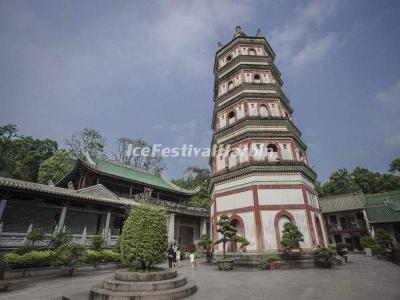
[4,249,120,270]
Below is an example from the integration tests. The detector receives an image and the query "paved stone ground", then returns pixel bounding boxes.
[0,254,399,300]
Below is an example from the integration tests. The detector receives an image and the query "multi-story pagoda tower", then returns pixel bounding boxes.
[209,27,327,253]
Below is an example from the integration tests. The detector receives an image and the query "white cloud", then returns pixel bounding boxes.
[376,79,400,108]
[291,33,337,66]
[270,0,341,65]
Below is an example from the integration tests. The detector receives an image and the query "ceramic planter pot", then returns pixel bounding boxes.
[217,259,234,271]
[269,262,277,270]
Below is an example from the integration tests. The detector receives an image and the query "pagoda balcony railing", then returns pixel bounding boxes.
[213,116,301,137]
[327,224,368,235]
[215,83,290,108]
[217,55,281,78]
[213,159,311,176]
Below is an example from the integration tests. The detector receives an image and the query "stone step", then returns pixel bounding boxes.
[90,281,197,300]
[103,274,187,292]
[114,269,177,282]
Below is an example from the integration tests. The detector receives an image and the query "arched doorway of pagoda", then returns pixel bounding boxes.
[315,215,324,246]
[274,210,296,250]
[228,215,244,252]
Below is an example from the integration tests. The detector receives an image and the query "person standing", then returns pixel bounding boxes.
[189,251,196,270]
[176,249,181,267]
[167,246,174,268]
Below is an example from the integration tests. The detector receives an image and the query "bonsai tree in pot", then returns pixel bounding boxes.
[56,242,85,276]
[375,228,393,253]
[198,234,213,263]
[260,255,279,270]
[119,205,168,271]
[281,223,304,252]
[214,215,249,271]
[314,245,337,268]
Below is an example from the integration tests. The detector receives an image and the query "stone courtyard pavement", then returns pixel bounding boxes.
[0,254,399,300]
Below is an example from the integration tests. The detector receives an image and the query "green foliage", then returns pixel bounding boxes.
[48,228,69,250]
[177,244,187,259]
[26,228,45,246]
[91,235,105,250]
[314,245,337,259]
[280,223,304,249]
[319,165,400,198]
[214,215,249,259]
[172,166,211,208]
[370,244,383,256]
[360,236,377,249]
[13,245,38,255]
[374,228,393,248]
[389,157,400,174]
[0,123,57,182]
[335,242,352,256]
[265,255,279,263]
[38,150,75,184]
[198,234,212,251]
[56,242,85,267]
[80,249,120,265]
[64,128,105,159]
[4,251,56,269]
[120,205,168,270]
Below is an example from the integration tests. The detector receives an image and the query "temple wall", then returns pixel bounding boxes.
[215,190,253,212]
[261,210,278,250]
[258,188,304,205]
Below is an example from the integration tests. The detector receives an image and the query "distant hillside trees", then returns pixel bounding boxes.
[38,150,75,184]
[0,124,57,182]
[318,159,400,198]
[172,166,211,208]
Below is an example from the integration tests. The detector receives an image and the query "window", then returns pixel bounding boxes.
[227,55,232,61]
[251,103,255,108]
[283,144,287,149]
[267,144,278,161]
[329,215,337,224]
[259,104,268,117]
[249,48,255,55]
[228,81,234,91]
[228,111,235,124]
[254,74,260,82]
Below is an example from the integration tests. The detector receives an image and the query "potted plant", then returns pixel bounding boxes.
[214,215,249,271]
[314,245,337,268]
[56,242,85,276]
[198,234,213,263]
[266,255,279,270]
[335,242,351,263]
[375,228,393,255]
[281,223,304,253]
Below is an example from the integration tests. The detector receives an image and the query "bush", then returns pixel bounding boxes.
[80,249,103,265]
[266,255,279,263]
[375,229,393,248]
[26,228,45,246]
[101,249,120,263]
[281,223,304,249]
[336,243,351,256]
[91,235,105,250]
[314,246,337,268]
[13,245,38,255]
[48,230,70,250]
[360,236,376,249]
[370,244,383,256]
[4,251,56,269]
[56,242,84,267]
[120,205,168,270]
[259,258,269,270]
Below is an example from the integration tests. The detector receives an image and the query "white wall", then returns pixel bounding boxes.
[261,210,278,250]
[258,189,304,205]
[215,190,254,212]
[238,211,257,251]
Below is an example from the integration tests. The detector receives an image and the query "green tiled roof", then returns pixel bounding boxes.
[365,190,400,223]
[87,157,196,195]
[320,192,364,213]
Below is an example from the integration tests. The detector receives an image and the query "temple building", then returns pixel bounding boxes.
[209,27,327,253]
[0,154,209,252]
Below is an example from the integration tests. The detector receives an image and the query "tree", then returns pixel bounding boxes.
[375,228,393,248]
[112,138,166,175]
[389,158,400,174]
[65,128,105,159]
[172,166,211,208]
[321,168,358,196]
[0,123,57,182]
[280,223,304,249]
[198,234,213,262]
[26,228,45,246]
[38,150,75,184]
[214,215,249,259]
[120,205,168,270]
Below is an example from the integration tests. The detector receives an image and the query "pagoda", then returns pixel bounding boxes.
[209,27,327,253]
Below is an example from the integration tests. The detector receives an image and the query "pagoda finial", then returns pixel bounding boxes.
[217,42,223,49]
[256,28,262,37]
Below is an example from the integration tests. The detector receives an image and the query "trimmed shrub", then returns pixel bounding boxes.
[259,258,269,270]
[13,245,38,255]
[91,235,105,250]
[281,223,304,249]
[375,229,393,248]
[101,249,120,263]
[80,249,103,265]
[314,245,337,268]
[56,242,84,267]
[120,205,168,270]
[4,251,56,269]
[26,228,45,246]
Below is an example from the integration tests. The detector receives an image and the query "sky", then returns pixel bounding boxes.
[1,0,399,181]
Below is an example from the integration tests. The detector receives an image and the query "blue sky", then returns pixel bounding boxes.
[1,0,399,181]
